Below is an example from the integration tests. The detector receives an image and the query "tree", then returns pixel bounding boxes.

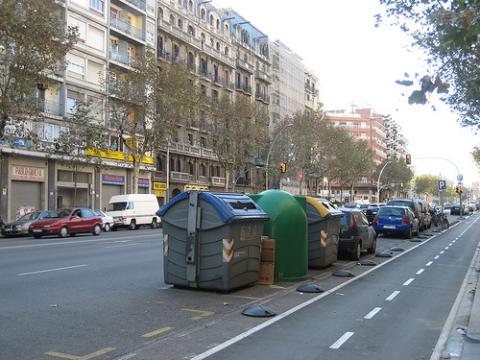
[106,52,201,193]
[0,0,76,138]
[52,102,107,206]
[414,174,441,196]
[472,145,480,169]
[209,95,268,191]
[377,1,480,129]
[375,157,414,197]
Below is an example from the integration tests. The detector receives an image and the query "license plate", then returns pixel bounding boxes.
[32,229,42,233]
[384,225,396,229]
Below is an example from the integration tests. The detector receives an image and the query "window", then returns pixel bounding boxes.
[212,90,218,102]
[156,156,163,171]
[86,25,105,51]
[200,164,206,177]
[67,55,85,75]
[66,89,82,114]
[58,170,73,182]
[169,14,175,24]
[89,0,104,14]
[68,16,86,41]
[200,8,206,20]
[188,162,194,175]
[200,137,207,148]
[158,7,163,21]
[187,52,195,70]
[216,19,220,30]
[170,158,175,171]
[216,42,220,51]
[187,133,193,145]
[224,46,229,56]
[177,19,183,29]
[188,25,195,36]
[188,0,193,12]
[81,208,95,218]
[200,85,207,96]
[225,24,229,32]
[176,159,181,172]
[210,14,214,26]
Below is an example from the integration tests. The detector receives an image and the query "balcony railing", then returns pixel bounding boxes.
[161,142,217,160]
[157,48,170,61]
[124,0,146,11]
[255,69,272,83]
[38,99,62,117]
[158,21,202,49]
[236,58,255,73]
[242,84,252,95]
[109,49,140,67]
[202,45,235,68]
[170,171,192,182]
[211,176,226,186]
[255,92,270,104]
[110,13,145,41]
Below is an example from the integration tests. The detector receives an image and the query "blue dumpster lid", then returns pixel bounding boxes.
[157,191,268,223]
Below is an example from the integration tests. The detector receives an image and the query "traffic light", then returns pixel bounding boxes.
[279,162,287,174]
[405,154,411,165]
[456,185,463,194]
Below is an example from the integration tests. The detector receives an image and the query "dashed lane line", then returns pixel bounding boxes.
[386,291,400,301]
[329,332,355,350]
[18,264,88,276]
[434,255,440,259]
[142,327,173,338]
[426,261,433,267]
[416,269,425,275]
[403,278,415,286]
[364,307,382,320]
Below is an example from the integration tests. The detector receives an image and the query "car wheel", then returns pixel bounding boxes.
[351,241,361,260]
[151,218,158,229]
[59,227,69,238]
[104,223,111,232]
[33,235,42,239]
[92,224,101,236]
[129,220,136,230]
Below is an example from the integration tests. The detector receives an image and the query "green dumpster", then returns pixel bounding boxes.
[249,190,308,281]
[306,197,342,268]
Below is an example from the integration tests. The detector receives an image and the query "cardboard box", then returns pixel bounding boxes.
[257,262,274,285]
[261,238,276,263]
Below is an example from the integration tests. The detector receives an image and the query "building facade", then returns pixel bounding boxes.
[325,107,388,202]
[304,68,320,113]
[383,115,408,160]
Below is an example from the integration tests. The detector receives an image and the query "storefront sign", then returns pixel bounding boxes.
[11,166,45,182]
[86,148,154,165]
[153,189,166,197]
[184,184,209,191]
[153,182,167,190]
[138,178,150,188]
[102,174,125,185]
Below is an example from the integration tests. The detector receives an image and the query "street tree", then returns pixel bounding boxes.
[0,0,76,139]
[377,1,480,129]
[209,94,268,191]
[52,102,107,206]
[106,52,201,193]
[472,145,480,169]
[414,174,441,197]
[376,157,414,197]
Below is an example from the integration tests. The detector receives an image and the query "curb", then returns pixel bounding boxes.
[465,254,480,343]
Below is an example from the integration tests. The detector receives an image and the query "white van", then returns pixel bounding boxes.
[107,194,160,230]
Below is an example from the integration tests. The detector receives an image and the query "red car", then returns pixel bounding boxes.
[29,208,103,238]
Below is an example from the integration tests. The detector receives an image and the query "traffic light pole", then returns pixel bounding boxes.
[376,161,392,202]
[265,123,293,190]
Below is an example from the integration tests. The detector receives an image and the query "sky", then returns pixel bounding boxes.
[213,0,480,188]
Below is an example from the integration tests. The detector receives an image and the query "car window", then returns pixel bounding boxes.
[18,212,39,221]
[378,207,405,217]
[340,213,351,226]
[80,209,94,218]
[360,213,369,225]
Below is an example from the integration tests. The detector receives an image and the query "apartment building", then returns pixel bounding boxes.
[304,69,320,113]
[383,115,408,160]
[325,107,388,202]
[0,0,157,221]
[154,1,270,202]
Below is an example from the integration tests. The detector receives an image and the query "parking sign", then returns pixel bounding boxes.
[438,180,447,191]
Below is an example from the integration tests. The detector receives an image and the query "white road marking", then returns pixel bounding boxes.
[329,332,355,349]
[104,243,140,249]
[416,269,425,275]
[364,307,382,320]
[403,278,415,286]
[386,291,400,301]
[440,250,445,254]
[435,255,440,259]
[453,240,456,243]
[426,261,433,267]
[444,246,449,250]
[18,264,88,276]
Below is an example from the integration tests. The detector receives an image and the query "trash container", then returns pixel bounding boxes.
[157,191,268,292]
[306,197,342,268]
[249,190,308,282]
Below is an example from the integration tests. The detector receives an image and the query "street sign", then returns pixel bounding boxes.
[438,180,447,191]
[457,174,463,182]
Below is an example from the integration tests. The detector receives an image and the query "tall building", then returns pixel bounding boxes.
[154,1,270,202]
[304,68,320,112]
[0,0,158,221]
[383,115,408,159]
[269,40,305,131]
[325,107,388,202]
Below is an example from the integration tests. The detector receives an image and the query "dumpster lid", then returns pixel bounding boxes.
[158,191,268,223]
[306,197,342,217]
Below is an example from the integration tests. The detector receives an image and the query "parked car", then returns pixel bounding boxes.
[467,202,476,212]
[365,203,385,224]
[29,208,102,238]
[338,208,377,260]
[372,206,419,239]
[450,203,464,215]
[1,211,53,237]
[387,199,423,231]
[107,194,160,230]
[94,210,114,232]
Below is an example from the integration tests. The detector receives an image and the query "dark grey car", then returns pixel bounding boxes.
[338,208,377,260]
[1,211,52,237]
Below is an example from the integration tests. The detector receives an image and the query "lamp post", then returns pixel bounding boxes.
[265,123,293,190]
[376,161,392,202]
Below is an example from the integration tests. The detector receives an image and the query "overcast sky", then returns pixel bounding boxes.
[214,0,480,187]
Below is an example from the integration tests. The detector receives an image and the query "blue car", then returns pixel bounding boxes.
[372,206,419,239]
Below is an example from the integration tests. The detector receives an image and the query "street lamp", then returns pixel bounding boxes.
[265,123,293,190]
[376,161,392,202]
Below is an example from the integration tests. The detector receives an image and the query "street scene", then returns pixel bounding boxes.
[3,0,480,360]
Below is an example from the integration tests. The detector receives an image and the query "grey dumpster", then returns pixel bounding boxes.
[157,191,268,292]
[306,197,342,268]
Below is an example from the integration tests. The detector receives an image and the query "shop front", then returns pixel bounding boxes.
[101,174,125,210]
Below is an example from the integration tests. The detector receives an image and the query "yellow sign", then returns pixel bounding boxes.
[154,189,166,197]
[126,137,138,149]
[184,184,209,191]
[153,182,167,190]
[86,148,154,165]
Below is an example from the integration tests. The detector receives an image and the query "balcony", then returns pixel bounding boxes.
[157,48,170,61]
[197,67,212,81]
[242,84,252,95]
[158,21,202,49]
[120,0,146,11]
[201,45,235,68]
[255,92,270,104]
[39,99,62,117]
[170,171,192,182]
[197,176,209,186]
[211,176,226,187]
[305,84,319,96]
[110,13,145,42]
[236,58,255,73]
[109,48,141,67]
[255,69,272,84]
[164,142,217,160]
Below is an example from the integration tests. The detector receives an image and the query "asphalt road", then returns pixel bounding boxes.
[0,215,476,360]
[203,215,480,360]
